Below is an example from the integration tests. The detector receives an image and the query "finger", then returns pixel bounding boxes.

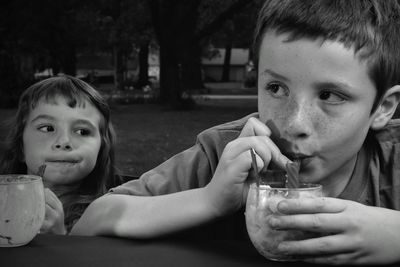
[277,197,347,214]
[303,252,364,266]
[253,137,290,170]
[45,203,57,219]
[239,117,272,138]
[223,136,290,170]
[278,234,354,256]
[40,220,52,233]
[268,213,347,233]
[44,188,63,211]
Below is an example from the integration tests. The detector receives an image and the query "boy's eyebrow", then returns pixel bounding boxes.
[313,81,353,91]
[260,68,290,82]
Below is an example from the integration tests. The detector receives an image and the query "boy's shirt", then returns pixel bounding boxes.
[111,115,400,210]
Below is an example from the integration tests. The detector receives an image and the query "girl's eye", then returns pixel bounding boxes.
[319,91,346,103]
[265,83,288,97]
[76,129,91,136]
[38,125,55,132]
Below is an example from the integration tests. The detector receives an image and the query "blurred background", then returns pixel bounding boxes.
[0,0,264,109]
[0,0,263,176]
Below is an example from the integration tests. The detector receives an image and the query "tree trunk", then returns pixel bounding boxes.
[181,42,203,91]
[158,43,180,107]
[149,0,201,109]
[221,43,232,82]
[138,41,150,87]
[62,44,77,76]
[113,45,124,91]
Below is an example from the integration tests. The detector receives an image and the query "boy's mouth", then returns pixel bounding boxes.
[284,153,314,167]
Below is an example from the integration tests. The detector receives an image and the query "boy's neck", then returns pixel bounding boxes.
[321,155,358,197]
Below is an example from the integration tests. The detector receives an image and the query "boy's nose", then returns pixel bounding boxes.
[284,100,313,139]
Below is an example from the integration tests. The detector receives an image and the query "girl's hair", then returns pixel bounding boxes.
[253,0,400,111]
[0,75,121,231]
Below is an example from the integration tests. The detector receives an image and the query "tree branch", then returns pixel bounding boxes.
[194,0,253,43]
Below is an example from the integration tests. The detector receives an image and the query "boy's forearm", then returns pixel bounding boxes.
[70,188,218,238]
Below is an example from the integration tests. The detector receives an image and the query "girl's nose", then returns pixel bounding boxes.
[284,99,313,139]
[52,133,73,151]
[53,142,72,150]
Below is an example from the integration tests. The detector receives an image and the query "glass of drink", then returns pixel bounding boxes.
[0,175,45,247]
[245,170,322,261]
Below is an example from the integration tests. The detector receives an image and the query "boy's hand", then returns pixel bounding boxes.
[269,197,400,265]
[40,188,67,235]
[204,117,290,217]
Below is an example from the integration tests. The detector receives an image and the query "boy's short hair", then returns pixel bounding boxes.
[253,0,400,109]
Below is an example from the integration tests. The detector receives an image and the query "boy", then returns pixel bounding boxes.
[72,0,400,264]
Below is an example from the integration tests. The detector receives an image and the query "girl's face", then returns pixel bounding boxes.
[22,96,102,189]
[257,31,377,197]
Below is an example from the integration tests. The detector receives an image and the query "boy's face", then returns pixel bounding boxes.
[22,96,102,189]
[258,31,377,195]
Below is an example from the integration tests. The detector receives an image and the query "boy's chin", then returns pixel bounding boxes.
[298,169,322,185]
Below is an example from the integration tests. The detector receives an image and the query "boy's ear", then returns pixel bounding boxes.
[371,85,400,130]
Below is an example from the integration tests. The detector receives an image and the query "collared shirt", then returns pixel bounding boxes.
[110,115,400,239]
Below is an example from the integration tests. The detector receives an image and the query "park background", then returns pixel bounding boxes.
[2,0,399,177]
[0,0,262,177]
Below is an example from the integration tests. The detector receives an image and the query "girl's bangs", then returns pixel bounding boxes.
[29,78,89,110]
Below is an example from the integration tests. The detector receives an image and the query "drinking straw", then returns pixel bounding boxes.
[250,148,260,187]
[37,164,46,177]
[285,160,300,188]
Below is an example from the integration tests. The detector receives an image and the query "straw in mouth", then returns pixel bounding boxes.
[285,160,300,188]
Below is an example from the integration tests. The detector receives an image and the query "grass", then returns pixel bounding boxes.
[0,100,257,177]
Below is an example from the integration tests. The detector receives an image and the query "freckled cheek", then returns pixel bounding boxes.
[263,105,332,138]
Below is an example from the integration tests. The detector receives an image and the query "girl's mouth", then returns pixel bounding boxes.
[46,159,80,165]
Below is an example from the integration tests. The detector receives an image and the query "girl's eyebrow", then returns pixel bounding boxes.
[74,119,98,130]
[30,115,98,129]
[260,68,290,82]
[30,114,54,123]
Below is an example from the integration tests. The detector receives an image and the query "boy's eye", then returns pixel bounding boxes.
[265,83,288,97]
[75,129,91,136]
[38,125,55,132]
[319,91,346,103]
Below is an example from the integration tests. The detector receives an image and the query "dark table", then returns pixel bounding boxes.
[0,234,311,267]
[1,234,397,267]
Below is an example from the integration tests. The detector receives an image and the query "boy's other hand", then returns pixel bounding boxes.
[40,188,67,235]
[204,117,290,217]
[268,197,400,265]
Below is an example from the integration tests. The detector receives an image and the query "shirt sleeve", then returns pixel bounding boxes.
[109,116,247,196]
[109,141,215,196]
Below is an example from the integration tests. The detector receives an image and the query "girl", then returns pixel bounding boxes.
[0,75,122,234]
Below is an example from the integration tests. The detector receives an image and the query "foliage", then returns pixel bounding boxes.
[0,0,259,109]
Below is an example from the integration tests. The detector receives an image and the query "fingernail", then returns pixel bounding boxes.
[268,216,280,228]
[277,201,288,211]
